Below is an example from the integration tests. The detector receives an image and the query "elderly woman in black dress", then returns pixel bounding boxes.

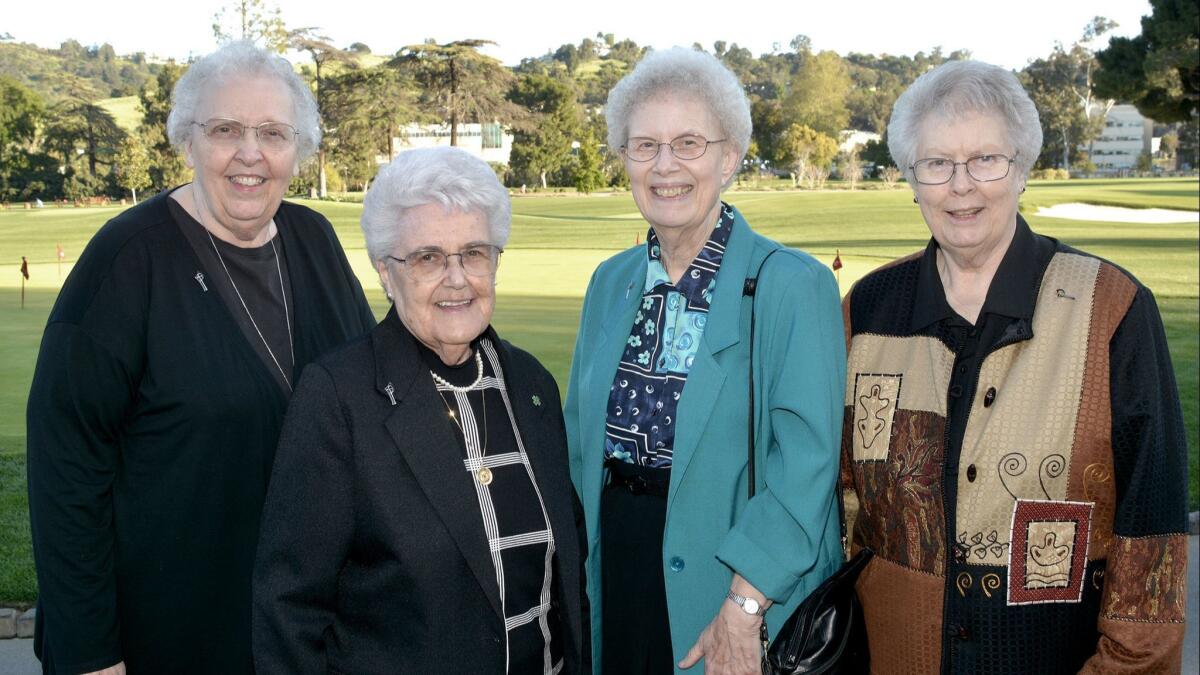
[253,146,588,675]
[26,41,375,674]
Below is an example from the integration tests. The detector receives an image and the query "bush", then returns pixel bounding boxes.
[1030,168,1070,180]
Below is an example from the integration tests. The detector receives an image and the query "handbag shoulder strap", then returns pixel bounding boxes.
[743,248,848,553]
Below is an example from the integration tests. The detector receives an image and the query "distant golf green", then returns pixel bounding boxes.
[0,178,1196,603]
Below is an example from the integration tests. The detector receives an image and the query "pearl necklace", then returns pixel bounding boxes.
[428,349,484,392]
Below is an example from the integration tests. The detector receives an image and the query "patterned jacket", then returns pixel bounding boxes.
[839,219,1188,673]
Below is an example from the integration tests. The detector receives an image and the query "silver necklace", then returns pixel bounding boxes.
[428,349,484,393]
[203,223,295,392]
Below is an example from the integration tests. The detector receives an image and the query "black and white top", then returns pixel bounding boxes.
[423,337,564,674]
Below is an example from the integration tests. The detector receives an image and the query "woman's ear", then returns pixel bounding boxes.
[720,146,739,184]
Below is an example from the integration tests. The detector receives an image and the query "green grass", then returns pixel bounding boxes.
[97,95,143,133]
[0,178,1196,604]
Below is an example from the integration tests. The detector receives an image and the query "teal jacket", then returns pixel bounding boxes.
[564,207,846,672]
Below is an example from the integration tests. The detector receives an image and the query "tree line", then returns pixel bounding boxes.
[0,0,1194,203]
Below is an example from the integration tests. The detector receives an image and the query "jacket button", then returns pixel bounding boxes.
[966,464,977,482]
[949,385,963,398]
[983,387,997,407]
[669,556,685,572]
[947,623,970,640]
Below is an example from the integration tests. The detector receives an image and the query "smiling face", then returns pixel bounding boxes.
[912,112,1024,262]
[623,94,739,245]
[376,203,497,365]
[184,75,299,242]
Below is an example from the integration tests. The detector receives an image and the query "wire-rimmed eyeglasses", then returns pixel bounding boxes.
[622,134,727,162]
[193,118,299,150]
[909,153,1017,185]
[385,245,503,282]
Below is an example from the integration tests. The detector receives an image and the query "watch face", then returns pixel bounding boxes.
[743,598,760,615]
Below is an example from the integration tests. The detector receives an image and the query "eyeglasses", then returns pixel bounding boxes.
[909,153,1017,185]
[622,134,727,162]
[193,118,299,150]
[386,245,503,282]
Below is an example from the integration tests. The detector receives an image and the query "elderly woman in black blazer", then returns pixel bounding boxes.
[252,146,588,675]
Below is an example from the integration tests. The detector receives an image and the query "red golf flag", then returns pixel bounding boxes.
[21,256,30,280]
[832,249,843,271]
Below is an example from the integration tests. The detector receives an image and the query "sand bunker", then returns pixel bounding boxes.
[1036,202,1198,224]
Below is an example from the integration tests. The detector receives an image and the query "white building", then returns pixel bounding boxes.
[389,122,513,164]
[839,129,881,154]
[1086,104,1152,174]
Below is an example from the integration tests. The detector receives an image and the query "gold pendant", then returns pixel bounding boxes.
[477,467,493,486]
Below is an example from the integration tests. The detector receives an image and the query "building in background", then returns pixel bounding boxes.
[1086,104,1153,175]
[389,122,513,164]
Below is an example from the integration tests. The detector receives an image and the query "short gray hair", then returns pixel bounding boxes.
[605,47,751,185]
[887,60,1042,180]
[167,40,322,161]
[361,147,512,264]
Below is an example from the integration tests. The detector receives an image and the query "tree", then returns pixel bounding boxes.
[860,137,893,172]
[779,123,837,187]
[783,50,852,137]
[212,0,289,53]
[43,95,125,177]
[840,150,864,189]
[289,28,355,197]
[573,130,606,194]
[114,135,152,203]
[323,66,420,190]
[1022,19,1117,168]
[0,77,45,199]
[137,62,190,190]
[391,40,518,148]
[508,73,578,188]
[1094,0,1199,122]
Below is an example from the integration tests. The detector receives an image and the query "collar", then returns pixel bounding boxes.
[911,215,1055,332]
[643,201,734,305]
[373,307,504,403]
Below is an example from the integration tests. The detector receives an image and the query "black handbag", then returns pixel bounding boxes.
[742,252,872,675]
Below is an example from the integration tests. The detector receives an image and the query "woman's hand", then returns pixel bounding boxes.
[83,662,126,675]
[678,576,768,674]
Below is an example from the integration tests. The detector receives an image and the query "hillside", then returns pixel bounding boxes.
[0,39,162,102]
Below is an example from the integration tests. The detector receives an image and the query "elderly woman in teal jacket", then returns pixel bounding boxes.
[564,48,846,675]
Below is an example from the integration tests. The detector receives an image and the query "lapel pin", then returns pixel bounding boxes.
[384,382,397,406]
[531,395,542,407]
[194,271,208,292]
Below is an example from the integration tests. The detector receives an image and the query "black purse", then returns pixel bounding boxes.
[743,252,872,675]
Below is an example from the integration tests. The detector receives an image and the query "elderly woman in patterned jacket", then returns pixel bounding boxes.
[565,48,845,675]
[839,59,1189,673]
[252,146,588,675]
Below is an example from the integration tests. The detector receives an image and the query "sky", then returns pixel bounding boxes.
[8,0,1152,69]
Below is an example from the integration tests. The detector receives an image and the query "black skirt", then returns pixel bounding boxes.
[600,460,674,675]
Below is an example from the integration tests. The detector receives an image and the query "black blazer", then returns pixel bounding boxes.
[252,310,589,675]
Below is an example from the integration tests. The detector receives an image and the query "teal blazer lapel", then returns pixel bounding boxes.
[667,210,757,502]
[579,251,645,515]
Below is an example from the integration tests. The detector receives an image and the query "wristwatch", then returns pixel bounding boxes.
[726,590,768,616]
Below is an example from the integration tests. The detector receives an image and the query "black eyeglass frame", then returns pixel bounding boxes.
[621,135,728,162]
[908,153,1018,185]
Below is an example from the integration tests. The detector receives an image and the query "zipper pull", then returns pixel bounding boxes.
[384,382,397,406]
[194,271,208,292]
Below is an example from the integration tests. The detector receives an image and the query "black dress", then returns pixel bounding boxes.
[26,190,376,674]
